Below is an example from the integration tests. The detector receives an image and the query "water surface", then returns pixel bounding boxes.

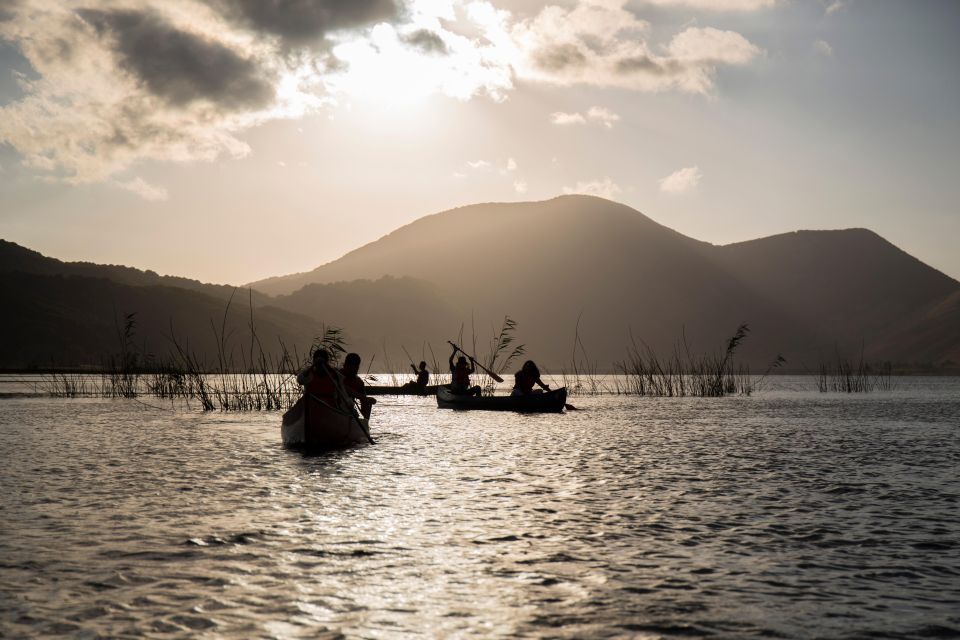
[2,377,959,638]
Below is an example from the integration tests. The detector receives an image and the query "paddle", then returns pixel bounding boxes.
[447,341,504,383]
[321,362,375,445]
[401,345,418,378]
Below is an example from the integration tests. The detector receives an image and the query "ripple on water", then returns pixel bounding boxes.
[1,381,960,637]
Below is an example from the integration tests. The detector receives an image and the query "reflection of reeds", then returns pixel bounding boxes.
[614,324,755,397]
[817,348,896,393]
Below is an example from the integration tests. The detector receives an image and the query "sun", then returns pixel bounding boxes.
[329,25,441,113]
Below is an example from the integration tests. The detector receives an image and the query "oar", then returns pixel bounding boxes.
[447,341,504,383]
[401,345,418,376]
[322,363,375,445]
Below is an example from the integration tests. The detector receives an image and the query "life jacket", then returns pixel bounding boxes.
[452,364,470,386]
[341,372,365,397]
[306,370,336,398]
[514,369,535,393]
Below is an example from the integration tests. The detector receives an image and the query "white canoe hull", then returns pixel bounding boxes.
[281,396,370,448]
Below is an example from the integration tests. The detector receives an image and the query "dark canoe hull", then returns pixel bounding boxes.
[436,386,568,413]
[281,395,369,449]
[365,384,439,396]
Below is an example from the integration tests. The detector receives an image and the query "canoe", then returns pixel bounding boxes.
[365,384,439,396]
[281,394,370,448]
[436,386,568,413]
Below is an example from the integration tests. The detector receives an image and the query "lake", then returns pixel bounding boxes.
[1,376,958,638]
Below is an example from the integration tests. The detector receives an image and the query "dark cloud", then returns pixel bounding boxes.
[403,29,448,55]
[616,55,682,76]
[534,43,587,72]
[0,0,19,23]
[214,0,397,47]
[78,8,274,110]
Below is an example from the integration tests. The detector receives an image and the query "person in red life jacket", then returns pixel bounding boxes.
[340,352,376,419]
[297,348,336,400]
[448,347,482,397]
[512,360,550,396]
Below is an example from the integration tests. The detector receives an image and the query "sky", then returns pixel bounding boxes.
[1,0,958,285]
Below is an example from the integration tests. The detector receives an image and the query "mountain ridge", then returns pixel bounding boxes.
[4,195,958,369]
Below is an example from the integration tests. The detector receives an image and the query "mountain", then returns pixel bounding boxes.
[253,195,960,369]
[0,239,269,305]
[715,229,959,351]
[272,275,463,359]
[5,195,957,370]
[0,242,320,369]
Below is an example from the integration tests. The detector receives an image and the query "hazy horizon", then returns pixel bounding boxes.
[2,1,959,284]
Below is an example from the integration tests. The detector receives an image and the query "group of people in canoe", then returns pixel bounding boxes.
[297,344,551,418]
[296,348,377,419]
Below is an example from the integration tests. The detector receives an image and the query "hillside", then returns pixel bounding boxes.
[254,195,960,368]
[0,239,269,305]
[5,195,958,370]
[0,272,320,369]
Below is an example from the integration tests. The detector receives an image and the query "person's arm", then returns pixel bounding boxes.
[536,376,550,390]
[448,351,455,370]
[410,364,418,375]
[296,366,312,386]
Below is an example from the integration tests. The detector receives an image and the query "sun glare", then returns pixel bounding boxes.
[330,25,439,112]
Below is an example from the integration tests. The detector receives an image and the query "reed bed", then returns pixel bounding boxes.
[816,350,896,393]
[611,324,759,397]
[32,295,892,408]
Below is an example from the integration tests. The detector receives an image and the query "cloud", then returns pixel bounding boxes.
[639,0,776,9]
[464,157,516,174]
[550,111,587,125]
[586,106,620,128]
[563,177,622,200]
[550,106,621,128]
[513,178,528,194]
[824,0,846,16]
[115,176,169,201]
[0,0,377,185]
[212,0,398,47]
[402,28,449,55]
[506,3,761,94]
[78,8,274,110]
[659,165,702,193]
[0,0,762,192]
[813,39,833,57]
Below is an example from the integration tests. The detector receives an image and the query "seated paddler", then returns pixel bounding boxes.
[448,346,482,397]
[340,352,376,419]
[402,361,430,392]
[297,348,336,401]
[511,360,550,396]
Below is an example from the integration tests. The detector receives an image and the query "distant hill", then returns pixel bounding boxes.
[5,195,958,370]
[0,239,269,305]
[0,272,320,370]
[252,195,960,369]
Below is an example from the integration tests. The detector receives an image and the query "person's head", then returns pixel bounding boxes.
[456,356,467,367]
[522,360,539,374]
[312,348,329,367]
[342,352,361,376]
[419,361,427,370]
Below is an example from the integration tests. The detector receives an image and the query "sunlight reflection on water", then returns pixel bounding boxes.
[1,377,959,638]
